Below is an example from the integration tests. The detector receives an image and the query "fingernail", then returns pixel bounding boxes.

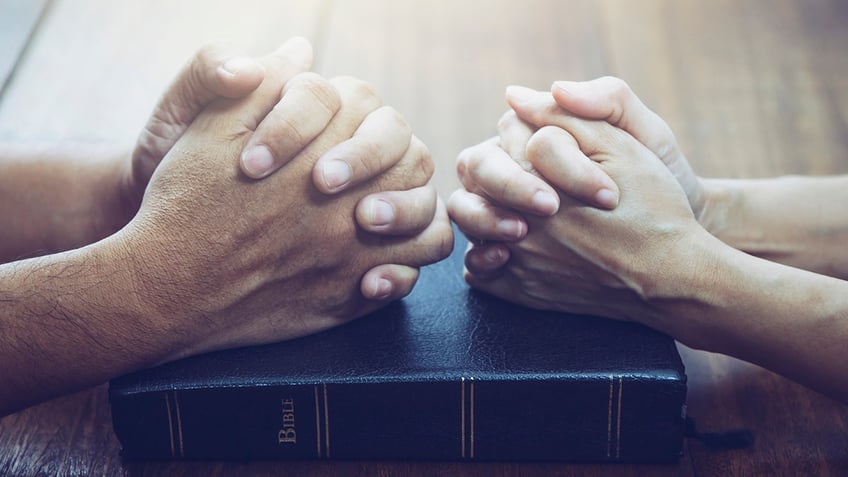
[506,85,537,104]
[374,277,393,299]
[221,57,256,76]
[552,80,577,94]
[369,199,395,226]
[322,160,352,191]
[531,191,559,215]
[241,145,275,178]
[595,188,620,209]
[496,219,525,240]
[483,246,506,265]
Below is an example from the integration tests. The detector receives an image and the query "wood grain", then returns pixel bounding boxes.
[0,0,325,145]
[1,0,848,475]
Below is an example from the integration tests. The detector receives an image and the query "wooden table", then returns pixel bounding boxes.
[2,0,847,475]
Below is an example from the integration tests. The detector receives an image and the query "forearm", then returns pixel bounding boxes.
[647,230,848,403]
[699,175,848,279]
[0,143,131,263]
[0,237,177,416]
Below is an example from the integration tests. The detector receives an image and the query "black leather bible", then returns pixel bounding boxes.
[109,232,687,462]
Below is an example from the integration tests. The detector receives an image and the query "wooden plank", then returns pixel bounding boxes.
[597,0,774,178]
[0,385,124,477]
[680,346,848,477]
[0,0,324,145]
[738,0,848,175]
[598,0,848,178]
[0,0,49,93]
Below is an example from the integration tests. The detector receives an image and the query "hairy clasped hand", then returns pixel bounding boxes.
[112,50,452,361]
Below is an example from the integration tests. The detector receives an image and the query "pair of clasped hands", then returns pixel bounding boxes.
[122,37,705,357]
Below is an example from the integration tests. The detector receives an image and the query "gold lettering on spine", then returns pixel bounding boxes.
[164,393,176,458]
[460,378,466,458]
[459,377,477,459]
[606,376,614,458]
[173,391,185,458]
[278,398,297,443]
[314,385,322,458]
[606,377,624,460]
[616,377,623,459]
[470,377,475,459]
[323,383,331,458]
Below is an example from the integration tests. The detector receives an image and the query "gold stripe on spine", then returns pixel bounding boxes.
[164,393,176,458]
[323,383,331,459]
[314,385,322,458]
[470,377,475,459]
[615,377,623,459]
[606,376,614,459]
[174,391,185,458]
[461,377,466,458]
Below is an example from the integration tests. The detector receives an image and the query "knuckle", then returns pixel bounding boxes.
[607,127,633,152]
[332,76,382,109]
[525,133,543,160]
[287,72,341,115]
[431,221,455,261]
[456,146,473,170]
[361,137,386,167]
[446,196,476,230]
[186,43,227,95]
[410,137,435,181]
[526,126,558,159]
[446,189,464,213]
[379,106,411,137]
[501,174,526,202]
[496,110,519,133]
[456,141,494,183]
[604,76,633,101]
[444,188,489,226]
[282,71,314,91]
[351,107,413,175]
[350,145,377,179]
[460,146,485,177]
[193,43,222,66]
[398,188,437,231]
[308,79,342,116]
[418,185,438,212]
[276,114,308,148]
[439,227,456,259]
[353,80,380,104]
[592,76,633,126]
[537,125,562,142]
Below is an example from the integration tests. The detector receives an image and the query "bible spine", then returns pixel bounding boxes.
[111,375,685,462]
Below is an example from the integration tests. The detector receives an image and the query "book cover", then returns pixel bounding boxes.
[109,232,687,462]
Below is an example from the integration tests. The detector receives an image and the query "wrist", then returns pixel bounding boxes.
[0,234,185,412]
[89,229,198,366]
[693,178,736,239]
[112,216,255,363]
[626,224,735,348]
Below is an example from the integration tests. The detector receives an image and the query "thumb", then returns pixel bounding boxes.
[131,45,266,187]
[551,77,703,213]
[550,77,679,165]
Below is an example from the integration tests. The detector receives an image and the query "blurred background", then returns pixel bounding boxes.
[2,0,846,196]
[1,1,848,476]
